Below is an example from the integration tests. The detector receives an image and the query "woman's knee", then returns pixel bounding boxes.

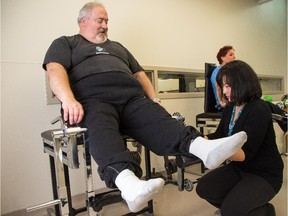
[195,178,212,199]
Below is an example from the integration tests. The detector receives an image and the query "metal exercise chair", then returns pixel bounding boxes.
[27,116,154,216]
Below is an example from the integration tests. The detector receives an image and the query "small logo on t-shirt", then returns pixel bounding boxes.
[95,46,109,55]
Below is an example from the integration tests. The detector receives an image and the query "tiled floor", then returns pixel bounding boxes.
[5,156,287,216]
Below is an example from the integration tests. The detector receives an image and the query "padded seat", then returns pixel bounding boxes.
[196,112,222,119]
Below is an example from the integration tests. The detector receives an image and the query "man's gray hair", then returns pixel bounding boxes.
[77,1,105,26]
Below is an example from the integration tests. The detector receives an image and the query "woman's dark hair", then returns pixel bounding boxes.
[216,60,262,106]
[216,45,234,65]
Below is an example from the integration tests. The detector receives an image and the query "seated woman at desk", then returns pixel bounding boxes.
[196,60,284,216]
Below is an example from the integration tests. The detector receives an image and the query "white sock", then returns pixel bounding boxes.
[115,169,165,213]
[189,131,247,169]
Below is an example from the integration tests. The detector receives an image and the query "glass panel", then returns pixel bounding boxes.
[259,77,283,93]
[158,71,204,93]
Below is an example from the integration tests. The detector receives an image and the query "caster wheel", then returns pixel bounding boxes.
[184,179,193,191]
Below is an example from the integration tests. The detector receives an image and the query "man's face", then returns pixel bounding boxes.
[82,6,109,43]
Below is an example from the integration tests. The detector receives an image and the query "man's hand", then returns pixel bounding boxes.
[62,98,84,125]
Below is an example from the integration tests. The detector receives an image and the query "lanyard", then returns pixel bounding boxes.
[228,105,245,136]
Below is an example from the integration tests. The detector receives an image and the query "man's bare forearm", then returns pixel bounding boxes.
[134,71,156,99]
[46,62,84,124]
[46,62,75,103]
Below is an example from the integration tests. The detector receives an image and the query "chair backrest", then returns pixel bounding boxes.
[204,63,217,113]
[266,101,287,132]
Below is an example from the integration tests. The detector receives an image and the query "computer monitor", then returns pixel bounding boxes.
[204,63,217,113]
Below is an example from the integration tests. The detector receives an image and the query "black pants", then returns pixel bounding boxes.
[77,73,201,188]
[196,164,277,216]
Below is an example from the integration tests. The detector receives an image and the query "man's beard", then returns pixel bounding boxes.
[96,28,107,43]
[95,33,107,44]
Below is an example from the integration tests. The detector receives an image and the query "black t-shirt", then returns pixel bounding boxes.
[43,34,145,101]
[43,34,144,84]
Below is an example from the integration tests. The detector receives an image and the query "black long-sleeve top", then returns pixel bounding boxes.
[207,98,284,193]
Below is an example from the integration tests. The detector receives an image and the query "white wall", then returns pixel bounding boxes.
[1,0,287,214]
[0,1,2,214]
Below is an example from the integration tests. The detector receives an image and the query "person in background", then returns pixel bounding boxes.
[210,45,236,110]
[196,60,284,216]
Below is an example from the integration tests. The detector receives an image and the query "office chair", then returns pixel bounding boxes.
[266,101,287,133]
[196,63,222,135]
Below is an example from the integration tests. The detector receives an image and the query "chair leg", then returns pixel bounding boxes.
[49,155,61,216]
[144,147,154,214]
[83,144,98,215]
[284,132,288,156]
